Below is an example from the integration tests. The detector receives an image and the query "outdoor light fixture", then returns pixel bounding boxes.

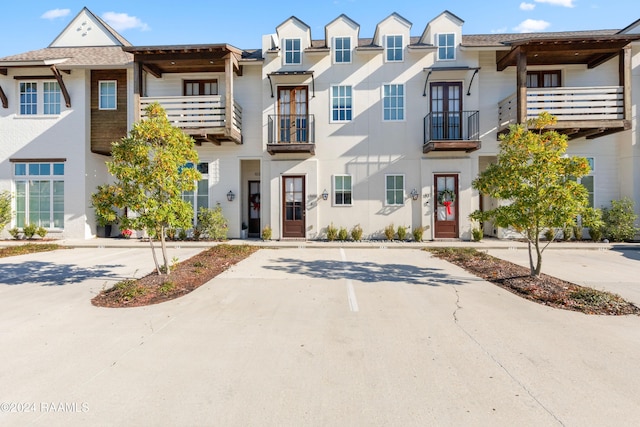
[321,189,329,201]
[227,190,235,202]
[411,188,420,200]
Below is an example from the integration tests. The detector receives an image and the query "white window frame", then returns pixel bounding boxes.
[333,36,352,64]
[333,175,353,206]
[385,35,403,62]
[330,85,353,123]
[283,38,302,65]
[578,157,595,208]
[43,81,61,115]
[385,174,405,206]
[99,80,117,110]
[382,84,405,122]
[19,81,38,115]
[437,33,456,61]
[181,162,210,225]
[13,161,65,229]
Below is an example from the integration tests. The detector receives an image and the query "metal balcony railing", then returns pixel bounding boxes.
[268,114,315,144]
[424,110,480,143]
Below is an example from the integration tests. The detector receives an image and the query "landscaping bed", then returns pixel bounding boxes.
[427,247,640,315]
[0,243,65,258]
[92,244,259,308]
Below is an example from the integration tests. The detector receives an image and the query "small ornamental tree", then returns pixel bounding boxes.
[92,103,200,275]
[0,191,11,232]
[470,112,591,277]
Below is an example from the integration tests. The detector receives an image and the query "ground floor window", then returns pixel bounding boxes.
[333,175,352,205]
[13,161,65,228]
[385,174,404,206]
[181,162,209,224]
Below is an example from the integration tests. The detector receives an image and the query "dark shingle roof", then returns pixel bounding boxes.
[0,47,132,67]
[461,29,620,47]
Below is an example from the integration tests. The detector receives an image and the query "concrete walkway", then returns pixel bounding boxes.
[0,243,639,426]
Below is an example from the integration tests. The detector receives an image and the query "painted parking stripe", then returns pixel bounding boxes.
[340,248,359,312]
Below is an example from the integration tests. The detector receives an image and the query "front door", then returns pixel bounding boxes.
[278,87,308,143]
[248,180,260,236]
[434,174,459,239]
[430,82,462,140]
[282,175,305,238]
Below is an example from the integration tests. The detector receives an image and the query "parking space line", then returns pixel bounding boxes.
[340,248,359,312]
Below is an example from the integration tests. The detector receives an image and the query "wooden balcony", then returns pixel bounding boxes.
[423,111,481,153]
[498,86,630,140]
[140,95,242,145]
[267,114,315,155]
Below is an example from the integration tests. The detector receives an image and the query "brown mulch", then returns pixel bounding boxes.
[91,244,259,308]
[427,248,640,316]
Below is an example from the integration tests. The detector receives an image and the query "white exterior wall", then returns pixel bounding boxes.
[0,68,96,239]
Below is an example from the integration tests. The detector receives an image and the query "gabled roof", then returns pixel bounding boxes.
[49,7,131,48]
[372,12,412,44]
[0,47,132,68]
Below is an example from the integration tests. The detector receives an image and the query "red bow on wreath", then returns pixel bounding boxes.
[250,193,260,212]
[443,200,452,215]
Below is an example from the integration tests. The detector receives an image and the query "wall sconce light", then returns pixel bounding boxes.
[410,188,420,201]
[321,189,329,201]
[227,190,235,202]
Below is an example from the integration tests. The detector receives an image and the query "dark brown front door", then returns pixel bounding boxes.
[430,82,462,140]
[248,180,260,236]
[434,174,459,238]
[282,175,305,238]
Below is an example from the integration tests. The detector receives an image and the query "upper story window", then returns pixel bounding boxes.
[334,37,351,63]
[527,70,561,88]
[99,81,117,110]
[18,80,61,116]
[184,80,218,96]
[283,38,302,65]
[437,33,455,60]
[331,85,352,122]
[385,35,403,62]
[383,84,404,121]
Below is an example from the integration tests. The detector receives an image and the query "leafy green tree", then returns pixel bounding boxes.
[470,113,591,276]
[92,103,200,274]
[0,191,12,231]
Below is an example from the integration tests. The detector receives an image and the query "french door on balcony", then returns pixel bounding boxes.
[430,82,462,140]
[278,86,308,143]
[282,175,305,238]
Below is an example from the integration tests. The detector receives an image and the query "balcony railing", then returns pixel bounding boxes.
[267,114,315,154]
[139,95,242,143]
[498,86,624,130]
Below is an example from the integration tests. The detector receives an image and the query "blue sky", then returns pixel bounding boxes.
[1,0,638,57]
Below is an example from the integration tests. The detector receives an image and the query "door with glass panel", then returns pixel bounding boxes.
[430,82,462,140]
[248,180,261,236]
[278,87,308,143]
[434,174,458,238]
[282,175,305,238]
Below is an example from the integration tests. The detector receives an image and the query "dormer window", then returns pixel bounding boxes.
[334,37,351,63]
[283,38,302,65]
[385,35,403,62]
[437,33,455,60]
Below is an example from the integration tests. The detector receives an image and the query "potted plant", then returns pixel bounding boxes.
[241,222,248,239]
[91,184,118,238]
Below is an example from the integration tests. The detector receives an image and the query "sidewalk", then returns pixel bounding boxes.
[3,235,638,250]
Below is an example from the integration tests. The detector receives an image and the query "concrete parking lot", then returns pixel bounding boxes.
[1,245,640,426]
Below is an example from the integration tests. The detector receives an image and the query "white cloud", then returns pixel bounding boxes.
[101,12,150,32]
[520,2,536,10]
[534,0,575,7]
[41,9,70,20]
[514,19,551,32]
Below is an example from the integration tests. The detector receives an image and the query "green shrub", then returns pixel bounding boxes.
[588,227,603,242]
[338,227,349,241]
[178,229,188,241]
[165,228,176,240]
[351,224,363,241]
[261,225,272,240]
[23,223,37,239]
[384,224,395,240]
[36,226,48,239]
[8,227,21,240]
[572,225,583,241]
[412,226,424,242]
[196,206,228,240]
[602,198,639,242]
[326,223,338,241]
[472,228,483,242]
[561,225,573,241]
[111,279,147,302]
[397,225,407,241]
[544,229,555,242]
[158,281,175,295]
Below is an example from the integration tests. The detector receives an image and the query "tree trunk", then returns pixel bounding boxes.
[533,237,543,276]
[160,225,169,274]
[148,233,161,275]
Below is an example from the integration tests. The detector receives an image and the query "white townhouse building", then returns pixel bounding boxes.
[1,8,639,241]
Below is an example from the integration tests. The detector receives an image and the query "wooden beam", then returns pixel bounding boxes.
[50,65,71,108]
[621,46,631,122]
[142,64,162,79]
[496,48,519,71]
[516,48,527,125]
[0,84,7,108]
[133,61,142,121]
[225,53,233,137]
[0,68,7,75]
